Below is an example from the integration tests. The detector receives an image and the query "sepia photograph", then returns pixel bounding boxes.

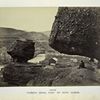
[0,7,100,86]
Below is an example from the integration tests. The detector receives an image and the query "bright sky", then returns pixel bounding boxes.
[0,7,58,32]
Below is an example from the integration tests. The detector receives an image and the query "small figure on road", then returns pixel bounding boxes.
[78,60,86,69]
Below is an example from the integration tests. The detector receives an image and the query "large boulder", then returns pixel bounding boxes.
[49,7,100,61]
[7,39,35,63]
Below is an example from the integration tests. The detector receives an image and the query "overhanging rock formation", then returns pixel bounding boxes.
[49,7,100,60]
[7,39,35,63]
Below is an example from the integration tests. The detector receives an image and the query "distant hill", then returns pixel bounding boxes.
[0,27,56,56]
[29,32,48,42]
[0,27,48,45]
[0,27,48,41]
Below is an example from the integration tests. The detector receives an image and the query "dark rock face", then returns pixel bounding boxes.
[7,40,35,63]
[49,7,100,60]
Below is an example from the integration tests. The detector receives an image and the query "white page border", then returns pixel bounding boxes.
[0,0,100,95]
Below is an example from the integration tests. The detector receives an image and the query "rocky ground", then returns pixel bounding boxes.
[0,54,100,86]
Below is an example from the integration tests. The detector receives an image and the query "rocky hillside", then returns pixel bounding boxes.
[0,26,100,86]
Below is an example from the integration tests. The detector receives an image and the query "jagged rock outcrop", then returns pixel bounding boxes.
[49,7,100,61]
[7,39,35,63]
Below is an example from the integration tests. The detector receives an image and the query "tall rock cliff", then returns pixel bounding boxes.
[49,7,100,60]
